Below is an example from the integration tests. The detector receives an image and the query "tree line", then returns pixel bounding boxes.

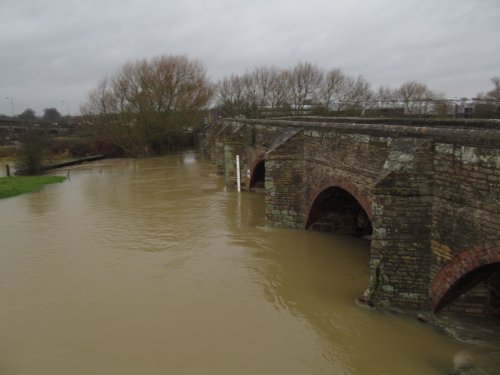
[215,63,500,118]
[1,107,65,124]
[7,55,500,174]
[216,63,382,118]
[74,55,499,156]
[7,54,499,174]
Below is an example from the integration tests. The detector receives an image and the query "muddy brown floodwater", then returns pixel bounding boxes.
[0,152,498,374]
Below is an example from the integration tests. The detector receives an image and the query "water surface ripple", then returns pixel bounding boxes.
[0,152,495,374]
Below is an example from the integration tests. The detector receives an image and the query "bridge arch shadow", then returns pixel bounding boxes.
[250,160,265,189]
[249,155,266,190]
[305,176,372,236]
[430,241,500,316]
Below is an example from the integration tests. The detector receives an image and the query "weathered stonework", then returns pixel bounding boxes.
[201,117,500,315]
[265,131,305,228]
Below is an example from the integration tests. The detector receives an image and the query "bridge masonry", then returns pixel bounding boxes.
[199,117,500,316]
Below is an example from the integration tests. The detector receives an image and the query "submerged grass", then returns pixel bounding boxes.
[0,175,66,199]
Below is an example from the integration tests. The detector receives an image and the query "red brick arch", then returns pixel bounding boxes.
[304,175,373,228]
[429,241,500,312]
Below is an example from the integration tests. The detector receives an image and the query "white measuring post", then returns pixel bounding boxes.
[236,155,241,192]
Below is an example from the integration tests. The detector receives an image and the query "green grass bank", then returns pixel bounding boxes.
[0,176,66,199]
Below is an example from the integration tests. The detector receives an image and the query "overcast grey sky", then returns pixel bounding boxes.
[1,0,499,116]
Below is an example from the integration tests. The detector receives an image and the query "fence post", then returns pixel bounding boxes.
[6,164,10,177]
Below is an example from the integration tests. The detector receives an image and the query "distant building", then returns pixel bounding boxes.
[446,97,499,119]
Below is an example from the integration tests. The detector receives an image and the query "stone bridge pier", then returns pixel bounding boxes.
[200,117,500,316]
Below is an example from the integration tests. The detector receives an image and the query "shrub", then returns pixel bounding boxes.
[15,130,51,175]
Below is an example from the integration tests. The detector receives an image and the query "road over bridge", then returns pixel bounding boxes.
[200,117,500,317]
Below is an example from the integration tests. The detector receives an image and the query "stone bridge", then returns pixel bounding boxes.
[200,117,500,317]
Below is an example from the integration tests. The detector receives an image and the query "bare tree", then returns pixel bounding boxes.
[319,69,372,112]
[318,68,345,111]
[251,66,275,111]
[149,55,213,125]
[241,72,259,117]
[268,69,292,116]
[397,81,442,115]
[376,85,399,109]
[216,74,247,117]
[476,77,500,118]
[80,78,117,116]
[215,66,295,118]
[347,75,373,111]
[486,76,500,101]
[289,62,323,114]
[328,73,353,111]
[82,54,213,155]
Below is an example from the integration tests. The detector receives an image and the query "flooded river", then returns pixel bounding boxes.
[0,152,495,374]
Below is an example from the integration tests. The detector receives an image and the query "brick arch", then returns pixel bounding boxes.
[304,175,373,229]
[429,241,500,312]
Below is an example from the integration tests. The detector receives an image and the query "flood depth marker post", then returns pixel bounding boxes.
[236,155,241,192]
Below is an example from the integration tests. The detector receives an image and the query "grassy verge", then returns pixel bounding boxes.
[0,176,66,199]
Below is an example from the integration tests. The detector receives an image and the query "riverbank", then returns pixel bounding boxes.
[1,154,106,177]
[41,154,106,171]
[0,175,66,199]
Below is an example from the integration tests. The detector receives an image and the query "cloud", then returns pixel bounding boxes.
[1,0,499,115]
